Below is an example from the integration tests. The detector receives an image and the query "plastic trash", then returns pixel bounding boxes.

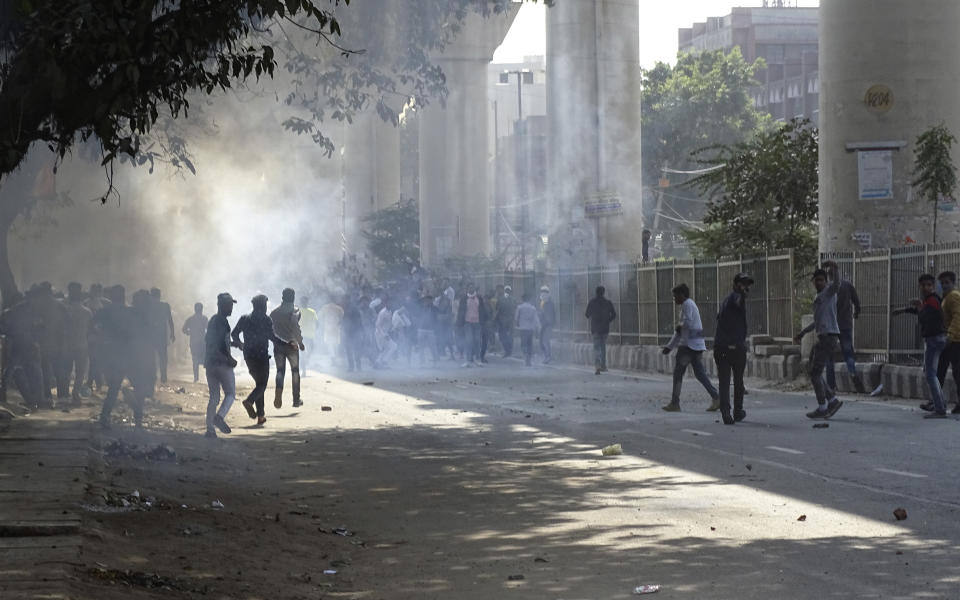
[323,570,337,575]
[321,406,332,412]
[507,574,525,581]
[602,443,623,456]
[211,500,224,509]
[870,384,883,397]
[634,584,660,594]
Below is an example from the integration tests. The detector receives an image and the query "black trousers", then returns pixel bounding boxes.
[244,356,270,418]
[714,346,747,414]
[937,340,960,403]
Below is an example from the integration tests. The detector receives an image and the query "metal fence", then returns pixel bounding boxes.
[476,250,796,346]
[823,241,960,364]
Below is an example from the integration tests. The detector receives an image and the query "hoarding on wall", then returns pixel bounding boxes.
[858,150,893,200]
[583,191,622,218]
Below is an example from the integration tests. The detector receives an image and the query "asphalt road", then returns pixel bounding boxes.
[293,355,960,599]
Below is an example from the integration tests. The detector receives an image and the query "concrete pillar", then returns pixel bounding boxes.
[546,0,643,267]
[342,111,401,259]
[819,0,960,252]
[419,10,518,266]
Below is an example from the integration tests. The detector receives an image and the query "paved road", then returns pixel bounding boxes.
[14,355,959,599]
[298,357,960,599]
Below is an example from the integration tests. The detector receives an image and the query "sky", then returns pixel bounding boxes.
[493,0,820,68]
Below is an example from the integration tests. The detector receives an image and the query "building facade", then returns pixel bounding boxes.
[679,6,819,124]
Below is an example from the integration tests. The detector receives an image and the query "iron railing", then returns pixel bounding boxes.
[476,250,796,346]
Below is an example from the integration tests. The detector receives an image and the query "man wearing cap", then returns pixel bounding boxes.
[714,273,753,424]
[233,294,293,426]
[204,293,239,438]
[270,288,305,408]
[538,285,556,364]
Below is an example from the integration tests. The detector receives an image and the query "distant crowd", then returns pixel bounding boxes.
[3,257,957,438]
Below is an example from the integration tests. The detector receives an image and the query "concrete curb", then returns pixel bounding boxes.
[552,341,944,403]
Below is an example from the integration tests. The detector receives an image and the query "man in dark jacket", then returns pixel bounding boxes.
[585,286,617,375]
[233,294,292,426]
[495,285,516,358]
[538,285,556,364]
[714,273,753,425]
[96,286,133,429]
[149,288,175,383]
[182,303,208,383]
[893,273,949,418]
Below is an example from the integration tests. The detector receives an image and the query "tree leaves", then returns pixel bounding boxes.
[684,118,818,267]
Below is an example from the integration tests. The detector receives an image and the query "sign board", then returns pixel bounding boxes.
[858,150,893,200]
[864,84,893,113]
[852,231,872,250]
[583,191,622,218]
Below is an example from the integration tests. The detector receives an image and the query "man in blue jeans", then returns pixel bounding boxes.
[585,286,617,375]
[794,262,844,420]
[825,274,864,393]
[662,283,719,412]
[204,293,239,438]
[893,274,949,418]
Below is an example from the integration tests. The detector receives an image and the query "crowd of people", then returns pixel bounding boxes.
[0,283,176,428]
[3,259,957,437]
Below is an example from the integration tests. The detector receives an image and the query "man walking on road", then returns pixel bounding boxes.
[893,274,949,418]
[934,271,960,414]
[204,293,238,438]
[662,283,720,412]
[149,288,175,384]
[825,271,865,393]
[457,284,487,367]
[794,262,844,420]
[270,288,305,408]
[714,273,753,424]
[585,286,617,375]
[182,303,208,383]
[495,285,516,358]
[233,294,292,427]
[538,285,555,364]
[515,293,540,367]
[63,282,92,405]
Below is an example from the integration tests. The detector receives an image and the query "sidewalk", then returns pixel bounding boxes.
[0,401,94,599]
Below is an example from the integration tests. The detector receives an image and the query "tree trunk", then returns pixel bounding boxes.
[0,219,18,308]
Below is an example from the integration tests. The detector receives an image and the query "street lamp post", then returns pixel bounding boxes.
[503,69,530,272]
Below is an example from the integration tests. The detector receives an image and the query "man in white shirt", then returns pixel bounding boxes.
[661,283,720,412]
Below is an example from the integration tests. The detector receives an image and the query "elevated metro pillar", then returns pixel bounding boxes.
[819,0,960,252]
[546,0,643,267]
[418,9,518,266]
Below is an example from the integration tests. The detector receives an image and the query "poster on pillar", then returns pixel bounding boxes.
[858,150,893,200]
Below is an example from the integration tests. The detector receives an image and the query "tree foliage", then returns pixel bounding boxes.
[641,48,770,228]
[279,0,537,156]
[361,198,420,279]
[0,0,543,301]
[684,118,819,269]
[911,123,957,242]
